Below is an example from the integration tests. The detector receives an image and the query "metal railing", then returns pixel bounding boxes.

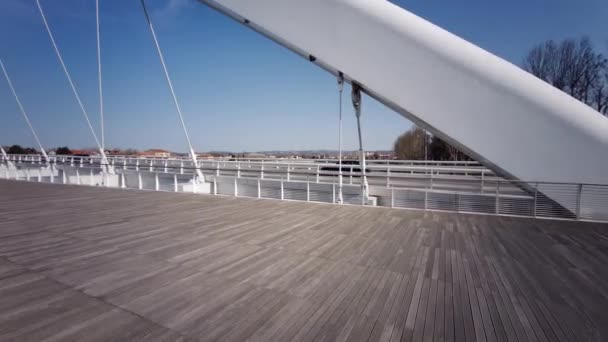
[2,156,607,223]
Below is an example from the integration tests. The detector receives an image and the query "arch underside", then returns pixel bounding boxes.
[196,0,608,197]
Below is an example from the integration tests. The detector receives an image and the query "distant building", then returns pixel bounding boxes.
[196,153,215,160]
[138,149,172,158]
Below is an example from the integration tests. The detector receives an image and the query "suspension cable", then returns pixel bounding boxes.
[35,0,109,167]
[96,0,104,151]
[337,73,344,204]
[139,0,201,176]
[0,57,49,162]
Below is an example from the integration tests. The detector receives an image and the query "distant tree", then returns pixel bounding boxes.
[393,127,426,160]
[7,145,38,154]
[55,146,72,155]
[123,149,138,156]
[428,136,472,161]
[523,37,608,115]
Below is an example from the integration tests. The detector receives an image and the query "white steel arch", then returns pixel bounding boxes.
[197,0,608,187]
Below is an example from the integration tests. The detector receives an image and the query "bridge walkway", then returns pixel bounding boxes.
[0,180,606,341]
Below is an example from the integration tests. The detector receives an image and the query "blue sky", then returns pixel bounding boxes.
[1,0,606,152]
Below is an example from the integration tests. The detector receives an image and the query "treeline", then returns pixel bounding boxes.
[394,36,607,161]
[3,145,39,155]
[393,127,471,161]
[523,37,608,115]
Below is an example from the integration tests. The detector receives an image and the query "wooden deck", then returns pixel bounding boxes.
[0,180,607,341]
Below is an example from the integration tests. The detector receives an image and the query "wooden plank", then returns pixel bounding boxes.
[0,180,607,341]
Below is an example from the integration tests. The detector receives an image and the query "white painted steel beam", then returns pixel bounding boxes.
[197,0,608,186]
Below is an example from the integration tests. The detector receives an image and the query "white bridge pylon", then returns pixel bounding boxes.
[197,0,608,188]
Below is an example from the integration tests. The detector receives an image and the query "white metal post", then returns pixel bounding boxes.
[281,180,284,200]
[576,184,583,220]
[391,188,395,208]
[138,172,143,190]
[121,173,126,189]
[155,172,159,191]
[174,173,178,192]
[495,182,500,215]
[260,161,264,179]
[257,178,261,199]
[337,74,344,204]
[533,183,538,218]
[76,168,80,185]
[352,84,368,204]
[234,177,238,197]
[307,180,310,202]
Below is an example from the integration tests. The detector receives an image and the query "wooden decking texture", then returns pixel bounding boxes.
[0,179,607,341]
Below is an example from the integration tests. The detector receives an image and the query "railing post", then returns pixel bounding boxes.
[332,184,336,203]
[50,166,55,183]
[76,168,80,185]
[257,178,261,199]
[70,157,74,167]
[234,177,238,197]
[37,169,42,182]
[260,162,264,179]
[495,182,500,215]
[180,160,184,174]
[533,183,538,218]
[137,172,143,190]
[576,184,583,220]
[62,170,67,184]
[306,179,310,202]
[164,160,168,173]
[281,179,284,200]
[155,172,159,191]
[136,159,140,171]
[149,159,154,172]
[213,176,218,195]
[316,165,320,183]
[173,173,178,192]
[286,164,290,182]
[350,167,353,185]
[80,158,84,168]
[391,188,395,208]
[121,173,126,189]
[123,158,127,170]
